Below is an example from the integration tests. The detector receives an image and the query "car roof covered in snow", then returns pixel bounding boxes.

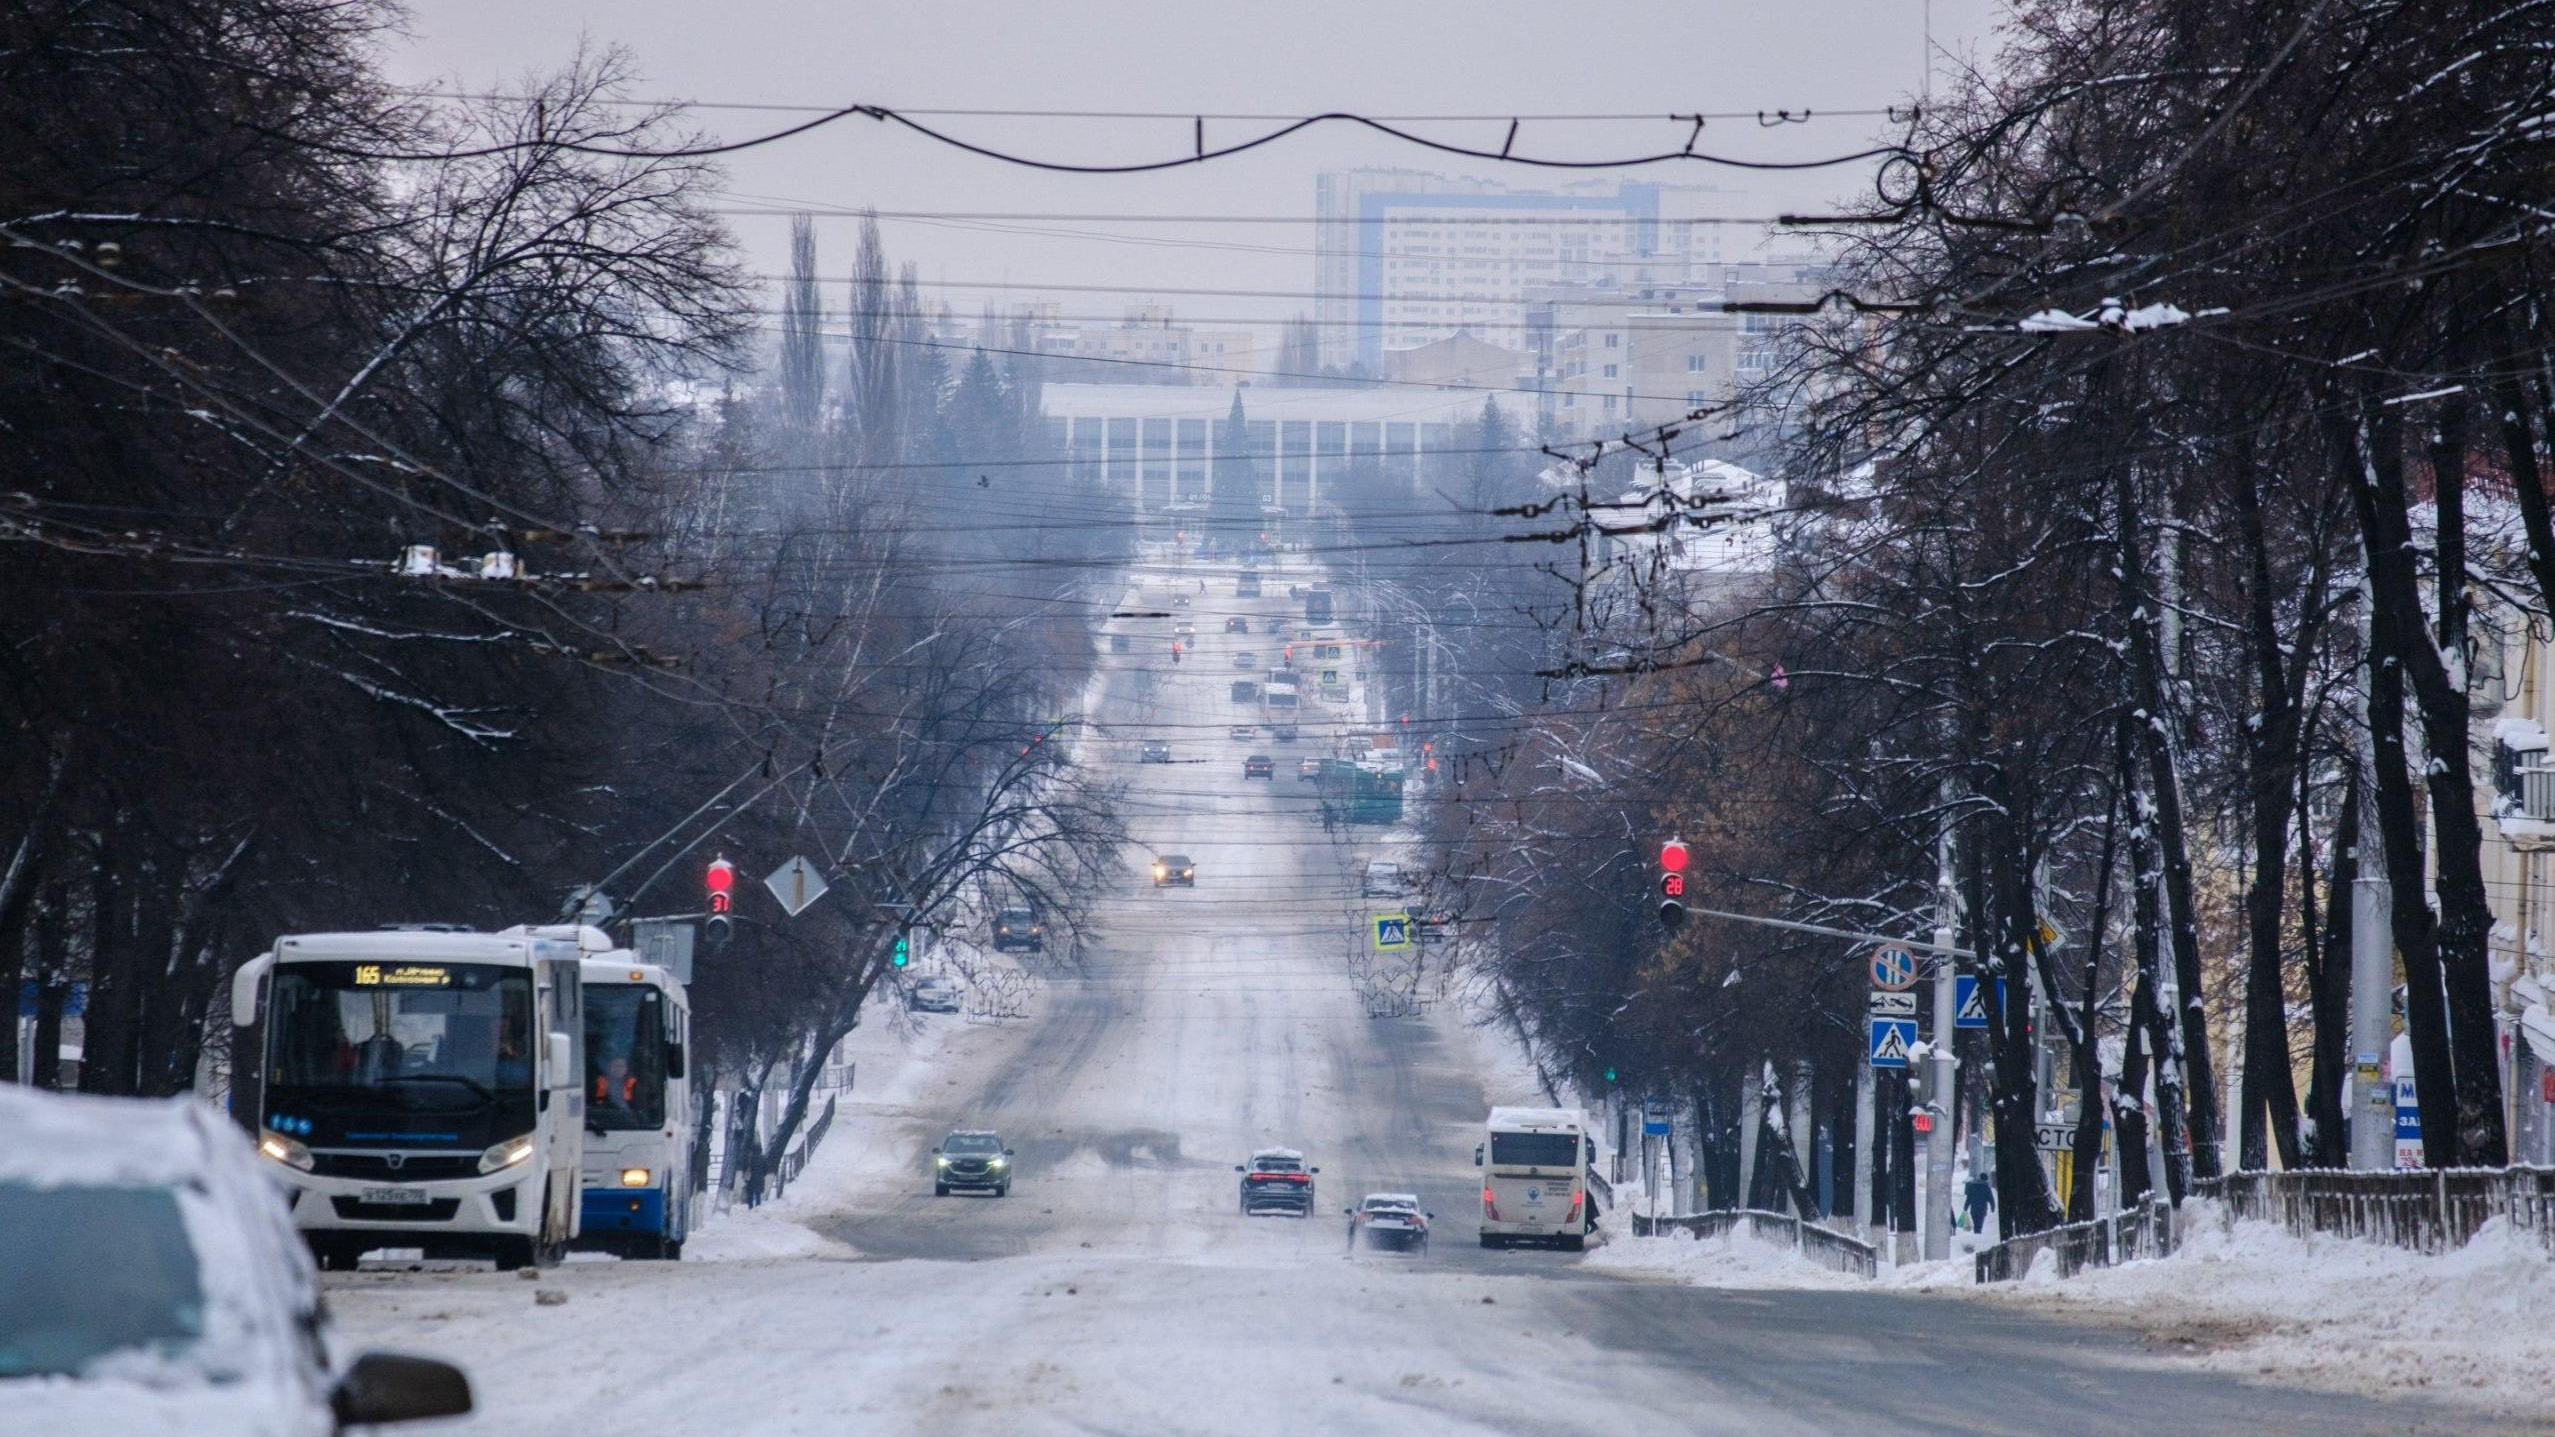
[1361,1192,1421,1209]
[0,1085,229,1188]
[1249,1147,1305,1163]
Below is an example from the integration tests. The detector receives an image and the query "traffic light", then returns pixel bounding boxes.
[1657,838,1689,930]
[891,932,910,968]
[705,856,735,915]
[1603,1066,1619,1085]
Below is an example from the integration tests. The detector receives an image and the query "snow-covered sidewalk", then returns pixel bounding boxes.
[1588,1200,2555,1421]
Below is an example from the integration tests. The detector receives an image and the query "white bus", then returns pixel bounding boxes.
[233,925,589,1271]
[575,952,695,1259]
[1475,1106,1592,1250]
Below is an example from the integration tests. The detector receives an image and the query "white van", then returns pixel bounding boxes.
[1474,1106,1591,1250]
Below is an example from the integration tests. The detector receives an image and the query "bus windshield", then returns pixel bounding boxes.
[585,986,668,1130]
[268,961,535,1107]
[1489,1131,1580,1169]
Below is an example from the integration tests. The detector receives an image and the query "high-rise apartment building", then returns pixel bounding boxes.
[1312,169,1750,371]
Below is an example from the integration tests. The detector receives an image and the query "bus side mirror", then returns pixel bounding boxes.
[230,954,274,1028]
[544,1033,573,1084]
[665,1043,686,1080]
[1474,1144,1484,1167]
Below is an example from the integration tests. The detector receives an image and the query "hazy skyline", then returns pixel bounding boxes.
[382,0,2004,350]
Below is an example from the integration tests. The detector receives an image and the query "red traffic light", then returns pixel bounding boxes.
[1912,1112,1934,1134]
[1659,839,1690,874]
[705,858,735,894]
[1660,871,1686,899]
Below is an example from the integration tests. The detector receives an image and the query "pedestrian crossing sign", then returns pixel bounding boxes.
[1868,1016,1916,1069]
[1373,913,1412,950]
[1955,974,1989,1030]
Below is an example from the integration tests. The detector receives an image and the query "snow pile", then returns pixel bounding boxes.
[1583,1225,1868,1291]
[1986,1203,2555,1416]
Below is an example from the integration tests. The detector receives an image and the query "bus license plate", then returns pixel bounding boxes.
[360,1186,427,1205]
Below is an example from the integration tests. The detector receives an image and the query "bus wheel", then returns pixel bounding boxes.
[493,1236,536,1272]
[1558,1233,1586,1253]
[660,1238,685,1262]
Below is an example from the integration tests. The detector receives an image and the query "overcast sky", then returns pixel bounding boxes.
[382,1,2005,346]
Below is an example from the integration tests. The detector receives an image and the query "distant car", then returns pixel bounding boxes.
[1228,724,1255,742]
[1153,853,1196,887]
[1244,755,1274,779]
[1175,622,1196,638]
[1140,740,1173,763]
[1225,616,1249,634]
[908,974,962,1013]
[1361,860,1405,898]
[1173,595,1192,608]
[1347,1193,1432,1253]
[1231,680,1260,703]
[1237,1148,1319,1216]
[1298,757,1322,782]
[1232,651,1256,669]
[933,1130,1014,1197]
[992,907,1045,953]
[1271,722,1299,742]
[0,1086,475,1436]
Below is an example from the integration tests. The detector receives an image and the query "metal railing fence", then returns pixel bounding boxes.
[1633,1208,1879,1279]
[2190,1166,2555,1255]
[1973,1198,2176,1283]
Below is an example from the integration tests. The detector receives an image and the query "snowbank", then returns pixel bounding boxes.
[1981,1203,2555,1418]
[1583,1226,1868,1291]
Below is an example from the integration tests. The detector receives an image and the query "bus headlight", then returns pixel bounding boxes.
[478,1133,538,1174]
[257,1131,314,1172]
[620,1168,651,1188]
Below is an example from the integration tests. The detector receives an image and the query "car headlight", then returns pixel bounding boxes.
[478,1133,538,1174]
[257,1131,314,1172]
[619,1168,651,1188]
[989,1157,1008,1169]
[935,1155,951,1167]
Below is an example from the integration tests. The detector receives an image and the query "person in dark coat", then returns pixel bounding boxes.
[1963,1172,1996,1235]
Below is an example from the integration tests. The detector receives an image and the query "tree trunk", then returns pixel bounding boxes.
[2131,808,2193,1203]
[31,883,71,1090]
[2231,455,2310,1171]
[2301,765,2355,1168]
[2343,399,2502,1164]
[2118,464,2223,1178]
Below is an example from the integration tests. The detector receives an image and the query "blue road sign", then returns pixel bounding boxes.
[1955,975,1988,1030]
[1868,1016,1916,1069]
[1870,945,1918,991]
[1372,913,1411,950]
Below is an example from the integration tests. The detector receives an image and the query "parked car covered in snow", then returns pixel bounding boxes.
[0,1085,474,1436]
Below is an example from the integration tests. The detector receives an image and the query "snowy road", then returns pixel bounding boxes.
[325,556,2483,1436]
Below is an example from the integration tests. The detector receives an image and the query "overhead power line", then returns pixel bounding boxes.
[313,102,1913,173]
[414,92,1915,125]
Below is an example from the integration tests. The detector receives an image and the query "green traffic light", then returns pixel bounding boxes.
[892,935,909,967]
[1604,1067,1618,1084]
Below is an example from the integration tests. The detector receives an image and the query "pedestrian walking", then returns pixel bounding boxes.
[1963,1172,1995,1236]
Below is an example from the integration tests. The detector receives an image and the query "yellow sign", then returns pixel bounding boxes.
[354,963,451,987]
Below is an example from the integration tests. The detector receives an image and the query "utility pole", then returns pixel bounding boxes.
[1924,829,1958,1261]
[2349,573,2396,1170]
[1852,1049,1876,1238]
